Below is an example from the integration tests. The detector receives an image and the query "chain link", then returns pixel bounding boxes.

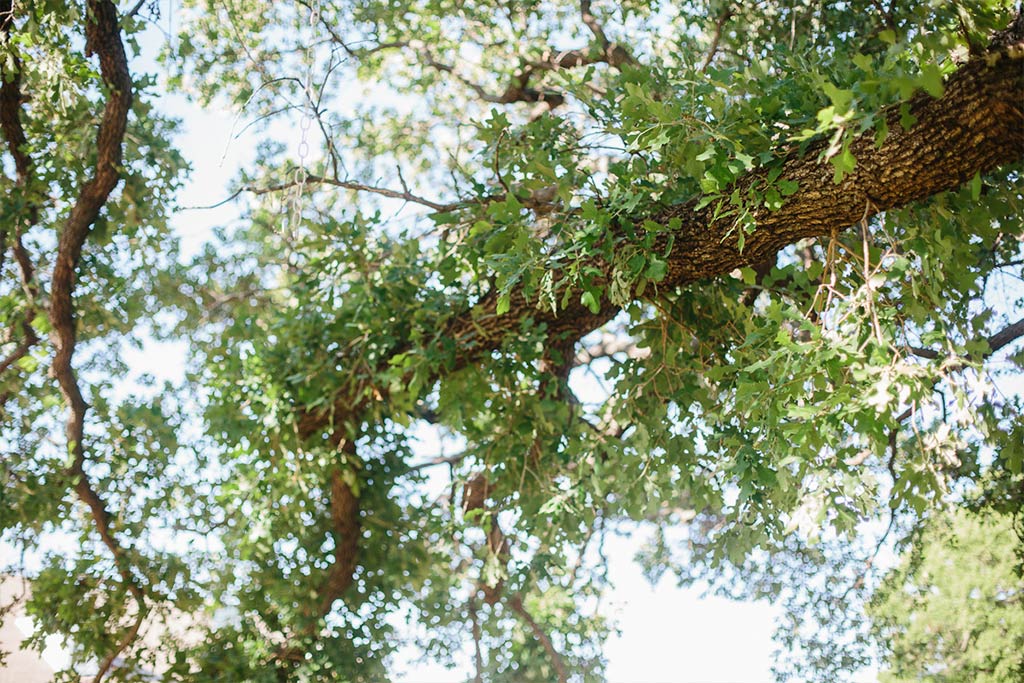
[286,0,322,238]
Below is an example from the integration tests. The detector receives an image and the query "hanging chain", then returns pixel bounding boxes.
[286,0,321,238]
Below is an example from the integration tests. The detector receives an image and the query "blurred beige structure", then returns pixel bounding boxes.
[1,576,60,682]
[1,576,192,682]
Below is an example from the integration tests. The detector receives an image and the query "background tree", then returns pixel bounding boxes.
[868,505,1024,683]
[1,1,1022,681]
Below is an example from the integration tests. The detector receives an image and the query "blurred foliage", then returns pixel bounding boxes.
[869,505,1024,683]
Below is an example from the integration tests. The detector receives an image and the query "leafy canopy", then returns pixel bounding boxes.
[0,1,1022,681]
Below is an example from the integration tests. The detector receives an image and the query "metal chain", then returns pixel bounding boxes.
[286,0,321,238]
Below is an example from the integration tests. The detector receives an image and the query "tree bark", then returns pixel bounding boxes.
[446,44,1024,353]
[299,36,1024,439]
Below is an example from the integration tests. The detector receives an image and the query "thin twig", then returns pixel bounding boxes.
[185,172,459,212]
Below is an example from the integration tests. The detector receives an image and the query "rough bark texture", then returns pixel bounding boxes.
[272,437,361,672]
[52,0,134,568]
[298,37,1024,439]
[319,454,361,617]
[446,43,1024,353]
[40,2,141,681]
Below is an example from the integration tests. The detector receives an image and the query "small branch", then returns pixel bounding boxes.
[868,0,896,31]
[405,450,469,474]
[566,518,598,588]
[123,0,148,20]
[93,609,146,683]
[508,594,569,683]
[187,172,459,213]
[0,319,38,376]
[739,249,781,307]
[289,173,456,211]
[410,401,439,424]
[0,8,41,395]
[839,507,897,602]
[11,234,38,302]
[700,3,735,72]
[907,316,1024,365]
[580,0,608,47]
[318,17,630,110]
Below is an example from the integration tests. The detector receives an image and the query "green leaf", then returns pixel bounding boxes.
[580,290,600,314]
[496,292,511,315]
[918,63,945,99]
[852,53,873,72]
[822,83,854,112]
[644,257,667,282]
[831,145,856,183]
[777,179,799,196]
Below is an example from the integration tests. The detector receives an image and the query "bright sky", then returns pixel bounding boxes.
[125,15,784,683]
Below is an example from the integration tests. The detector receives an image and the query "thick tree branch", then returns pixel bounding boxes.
[57,0,136,580]
[0,8,30,182]
[988,317,1024,353]
[299,30,1024,449]
[41,2,144,679]
[317,463,360,617]
[442,40,1024,363]
[579,0,608,46]
[460,472,570,681]
[273,437,361,673]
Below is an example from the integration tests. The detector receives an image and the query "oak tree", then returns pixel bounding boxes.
[1,1,1023,681]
